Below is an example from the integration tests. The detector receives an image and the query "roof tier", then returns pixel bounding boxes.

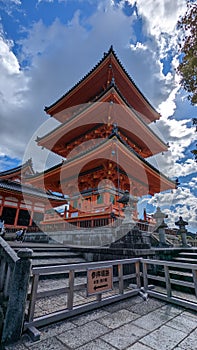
[45,46,160,124]
[38,87,167,159]
[27,135,176,197]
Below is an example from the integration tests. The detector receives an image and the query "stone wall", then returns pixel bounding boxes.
[46,223,151,247]
[46,226,120,246]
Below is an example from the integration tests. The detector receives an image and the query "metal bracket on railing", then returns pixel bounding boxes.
[138,285,155,301]
[26,326,41,342]
[138,287,148,301]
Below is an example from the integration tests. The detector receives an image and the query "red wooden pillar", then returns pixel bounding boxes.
[29,203,34,226]
[14,200,21,227]
[0,196,5,217]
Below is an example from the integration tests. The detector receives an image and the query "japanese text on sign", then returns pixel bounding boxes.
[87,266,113,296]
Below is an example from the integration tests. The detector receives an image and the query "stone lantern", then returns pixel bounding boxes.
[152,207,170,247]
[152,207,168,228]
[157,220,170,247]
[175,216,190,247]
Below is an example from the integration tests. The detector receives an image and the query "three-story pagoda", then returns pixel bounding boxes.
[27,46,176,230]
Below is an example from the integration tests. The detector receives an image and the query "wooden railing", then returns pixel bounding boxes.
[141,258,197,311]
[24,256,197,340]
[2,243,197,345]
[0,237,32,345]
[25,258,141,332]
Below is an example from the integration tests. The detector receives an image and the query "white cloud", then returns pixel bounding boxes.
[0,0,196,229]
[149,93,197,178]
[158,87,179,119]
[0,0,21,4]
[0,38,19,74]
[0,0,190,164]
[148,188,197,232]
[149,153,196,179]
[188,177,197,188]
[37,0,54,3]
[0,2,134,161]
[123,42,174,109]
[127,0,187,53]
[0,0,21,16]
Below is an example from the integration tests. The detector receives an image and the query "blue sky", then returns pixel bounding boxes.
[0,0,196,232]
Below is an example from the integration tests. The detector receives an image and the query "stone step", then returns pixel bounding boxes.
[13,245,70,250]
[17,250,81,259]
[31,252,82,259]
[150,270,195,295]
[153,285,197,303]
[173,257,197,264]
[157,267,193,280]
[9,242,66,249]
[29,276,86,294]
[147,249,197,295]
[8,241,87,270]
[169,269,193,278]
[164,269,193,284]
[178,252,197,259]
[32,257,86,267]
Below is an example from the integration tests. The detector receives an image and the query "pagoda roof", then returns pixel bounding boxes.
[27,135,176,196]
[0,159,34,181]
[37,86,167,158]
[44,46,160,123]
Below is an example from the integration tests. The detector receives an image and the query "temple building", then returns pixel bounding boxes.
[26,46,176,231]
[0,159,66,231]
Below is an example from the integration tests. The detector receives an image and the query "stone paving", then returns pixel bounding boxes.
[4,296,197,350]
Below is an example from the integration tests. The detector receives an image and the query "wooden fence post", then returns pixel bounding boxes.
[1,248,33,346]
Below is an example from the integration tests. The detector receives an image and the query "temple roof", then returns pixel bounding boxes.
[0,179,66,203]
[0,159,34,181]
[37,86,167,158]
[0,160,67,205]
[27,135,176,196]
[44,46,160,123]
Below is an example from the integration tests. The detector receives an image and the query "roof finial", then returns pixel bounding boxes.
[110,76,115,86]
[109,123,119,138]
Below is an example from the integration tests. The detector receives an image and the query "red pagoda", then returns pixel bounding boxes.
[26,46,176,231]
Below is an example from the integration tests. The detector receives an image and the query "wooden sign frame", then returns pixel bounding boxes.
[87,265,113,296]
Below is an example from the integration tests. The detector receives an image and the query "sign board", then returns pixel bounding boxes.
[87,266,113,296]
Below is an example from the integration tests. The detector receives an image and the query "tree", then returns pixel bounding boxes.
[191,118,197,161]
[177,2,197,161]
[177,1,197,105]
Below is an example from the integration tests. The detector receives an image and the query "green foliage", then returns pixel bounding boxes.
[177,2,197,105]
[191,118,197,161]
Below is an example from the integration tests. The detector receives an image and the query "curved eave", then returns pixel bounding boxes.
[28,136,175,195]
[45,46,159,123]
[38,88,167,158]
[0,180,66,205]
[0,159,34,180]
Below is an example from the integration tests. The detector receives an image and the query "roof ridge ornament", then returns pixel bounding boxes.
[109,123,119,138]
[110,76,116,86]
